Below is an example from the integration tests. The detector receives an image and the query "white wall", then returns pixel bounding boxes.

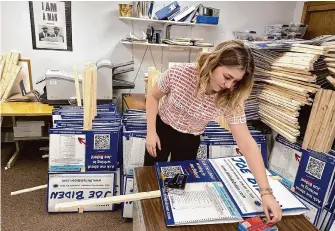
[1,1,297,102]
[293,1,305,23]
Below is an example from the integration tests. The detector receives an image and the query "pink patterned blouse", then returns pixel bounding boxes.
[157,63,246,135]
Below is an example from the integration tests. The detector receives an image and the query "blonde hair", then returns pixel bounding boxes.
[195,40,254,112]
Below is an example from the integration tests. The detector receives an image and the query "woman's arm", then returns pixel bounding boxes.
[146,83,166,157]
[229,123,282,224]
[146,83,166,133]
[229,123,269,188]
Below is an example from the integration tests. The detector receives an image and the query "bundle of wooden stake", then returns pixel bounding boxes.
[80,61,97,130]
[249,42,334,143]
[323,41,335,88]
[0,52,22,101]
[302,89,335,153]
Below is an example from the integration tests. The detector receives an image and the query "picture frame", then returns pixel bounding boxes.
[29,1,73,51]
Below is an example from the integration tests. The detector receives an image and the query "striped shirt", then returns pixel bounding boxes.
[157,63,246,135]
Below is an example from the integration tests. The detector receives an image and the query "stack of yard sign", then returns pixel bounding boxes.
[248,41,334,143]
[47,62,123,213]
[324,42,335,88]
[0,52,22,101]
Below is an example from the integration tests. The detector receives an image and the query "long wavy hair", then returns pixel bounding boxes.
[195,40,254,112]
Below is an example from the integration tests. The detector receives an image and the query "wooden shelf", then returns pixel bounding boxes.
[119,16,216,27]
[121,41,212,50]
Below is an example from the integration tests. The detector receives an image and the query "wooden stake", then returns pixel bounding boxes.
[0,54,6,80]
[259,100,299,117]
[323,100,335,153]
[302,90,322,149]
[292,44,328,51]
[73,64,82,106]
[327,76,335,88]
[309,90,331,150]
[314,91,335,152]
[89,66,94,128]
[83,65,90,130]
[1,65,22,100]
[11,184,47,196]
[258,79,309,94]
[261,118,297,143]
[55,190,162,211]
[93,66,97,117]
[54,175,282,211]
[325,58,335,62]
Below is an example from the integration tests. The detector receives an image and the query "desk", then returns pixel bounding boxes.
[122,93,146,112]
[133,166,318,231]
[0,102,53,116]
[0,102,54,169]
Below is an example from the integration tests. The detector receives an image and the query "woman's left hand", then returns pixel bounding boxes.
[262,194,282,225]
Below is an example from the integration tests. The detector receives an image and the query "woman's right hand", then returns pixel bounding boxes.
[146,131,161,157]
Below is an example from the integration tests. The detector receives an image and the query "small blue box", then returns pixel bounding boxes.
[196,15,219,25]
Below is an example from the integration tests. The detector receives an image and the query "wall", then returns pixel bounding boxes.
[293,1,305,23]
[1,1,297,102]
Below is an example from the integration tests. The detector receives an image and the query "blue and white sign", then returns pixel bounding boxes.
[47,172,115,212]
[268,135,302,188]
[293,149,335,207]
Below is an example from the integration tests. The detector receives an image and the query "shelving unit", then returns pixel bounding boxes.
[119,14,216,71]
[119,16,216,27]
[121,41,212,50]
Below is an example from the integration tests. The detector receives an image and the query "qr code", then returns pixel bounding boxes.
[306,156,325,179]
[94,134,110,150]
[161,166,184,178]
[197,145,207,160]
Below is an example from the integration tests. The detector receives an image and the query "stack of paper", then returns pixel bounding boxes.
[199,121,269,167]
[122,109,147,175]
[14,119,45,137]
[121,109,146,218]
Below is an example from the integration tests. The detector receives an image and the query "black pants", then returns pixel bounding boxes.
[144,115,200,166]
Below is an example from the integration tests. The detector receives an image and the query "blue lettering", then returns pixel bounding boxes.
[247,178,257,185]
[58,191,65,199]
[50,192,58,199]
[88,191,95,198]
[104,191,112,197]
[65,191,72,199]
[76,191,84,200]
[232,157,246,164]
[241,168,252,174]
[236,163,248,169]
[96,191,103,198]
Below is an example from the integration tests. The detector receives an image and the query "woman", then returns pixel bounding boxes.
[145,40,282,224]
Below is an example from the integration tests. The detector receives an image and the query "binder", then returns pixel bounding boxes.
[154,1,180,20]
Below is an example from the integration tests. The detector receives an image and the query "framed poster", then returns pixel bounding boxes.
[29,1,73,51]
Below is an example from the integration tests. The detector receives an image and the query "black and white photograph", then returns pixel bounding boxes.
[38,25,65,43]
[29,1,72,51]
